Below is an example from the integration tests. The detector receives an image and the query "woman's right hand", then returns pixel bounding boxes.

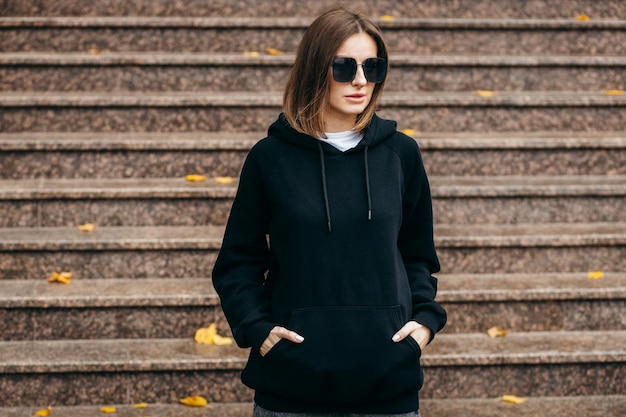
[260,326,305,357]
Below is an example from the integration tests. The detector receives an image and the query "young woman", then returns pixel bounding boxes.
[212,7,446,417]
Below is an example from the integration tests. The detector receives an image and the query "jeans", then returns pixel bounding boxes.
[253,403,421,417]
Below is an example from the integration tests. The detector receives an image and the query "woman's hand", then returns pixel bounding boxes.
[392,321,432,351]
[260,326,305,357]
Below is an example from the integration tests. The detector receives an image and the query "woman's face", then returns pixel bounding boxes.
[325,32,378,133]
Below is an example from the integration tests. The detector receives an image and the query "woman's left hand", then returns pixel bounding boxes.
[392,321,432,351]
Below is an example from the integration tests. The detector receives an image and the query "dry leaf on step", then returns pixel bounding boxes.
[215,176,233,184]
[34,407,52,417]
[185,174,207,182]
[133,403,149,409]
[487,326,508,338]
[587,271,604,280]
[401,129,416,136]
[265,47,283,56]
[606,89,624,96]
[78,223,96,232]
[244,51,261,57]
[47,271,72,284]
[179,396,208,407]
[380,15,394,21]
[575,14,590,21]
[100,407,116,413]
[476,90,496,97]
[194,323,233,345]
[502,394,528,404]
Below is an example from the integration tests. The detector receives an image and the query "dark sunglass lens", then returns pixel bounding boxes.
[332,58,357,83]
[363,58,387,83]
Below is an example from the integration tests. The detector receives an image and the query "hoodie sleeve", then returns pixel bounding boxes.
[211,145,276,351]
[398,139,447,342]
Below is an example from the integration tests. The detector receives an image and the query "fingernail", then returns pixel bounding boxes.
[392,334,400,342]
[296,335,304,342]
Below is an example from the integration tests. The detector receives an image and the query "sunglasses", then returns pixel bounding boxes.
[331,57,387,83]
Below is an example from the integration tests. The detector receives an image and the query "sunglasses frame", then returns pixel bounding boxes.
[331,57,387,84]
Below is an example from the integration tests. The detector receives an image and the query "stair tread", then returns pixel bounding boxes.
[0,175,624,199]
[1,131,626,151]
[1,223,625,250]
[4,52,626,66]
[1,330,624,373]
[1,90,625,107]
[2,16,626,28]
[2,397,626,417]
[0,272,624,308]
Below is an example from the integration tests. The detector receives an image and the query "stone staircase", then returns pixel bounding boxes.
[1,0,625,416]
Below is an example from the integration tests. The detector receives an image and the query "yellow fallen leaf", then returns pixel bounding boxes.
[487,326,508,338]
[185,174,207,182]
[265,47,283,56]
[100,407,116,413]
[401,129,416,136]
[88,48,103,55]
[133,403,149,409]
[78,223,96,232]
[380,15,394,21]
[605,89,624,96]
[194,323,218,344]
[243,51,260,57]
[34,407,52,417]
[502,394,528,404]
[212,334,234,345]
[588,271,604,280]
[47,271,72,285]
[194,323,234,345]
[215,176,233,184]
[179,396,208,407]
[575,14,590,21]
[476,90,496,97]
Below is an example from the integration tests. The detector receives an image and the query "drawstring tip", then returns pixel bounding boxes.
[367,209,372,221]
[327,221,332,232]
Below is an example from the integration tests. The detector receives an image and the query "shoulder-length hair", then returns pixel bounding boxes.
[283,7,388,137]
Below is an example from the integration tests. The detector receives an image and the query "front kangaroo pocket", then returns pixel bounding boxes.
[251,305,422,404]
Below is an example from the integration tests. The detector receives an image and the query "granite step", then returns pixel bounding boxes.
[0,222,624,279]
[0,331,624,406]
[1,17,625,55]
[3,53,625,92]
[1,91,625,133]
[1,175,625,227]
[440,272,626,333]
[1,272,624,341]
[1,131,625,179]
[5,0,626,19]
[3,397,626,417]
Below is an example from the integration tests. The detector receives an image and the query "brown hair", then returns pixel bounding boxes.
[283,7,388,137]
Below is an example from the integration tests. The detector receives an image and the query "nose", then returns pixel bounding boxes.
[352,64,367,86]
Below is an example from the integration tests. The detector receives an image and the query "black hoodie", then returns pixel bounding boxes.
[212,113,446,414]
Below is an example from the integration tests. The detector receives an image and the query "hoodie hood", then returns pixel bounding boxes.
[268,113,398,232]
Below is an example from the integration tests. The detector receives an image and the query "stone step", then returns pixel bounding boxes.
[440,272,626,333]
[0,223,624,279]
[1,273,624,340]
[1,91,625,133]
[1,17,625,55]
[3,397,626,417]
[1,176,625,227]
[1,131,625,178]
[3,53,626,92]
[5,0,626,19]
[0,278,224,341]
[0,331,623,406]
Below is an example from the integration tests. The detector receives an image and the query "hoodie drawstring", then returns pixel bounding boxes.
[318,142,332,232]
[364,146,372,221]
[317,142,373,232]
